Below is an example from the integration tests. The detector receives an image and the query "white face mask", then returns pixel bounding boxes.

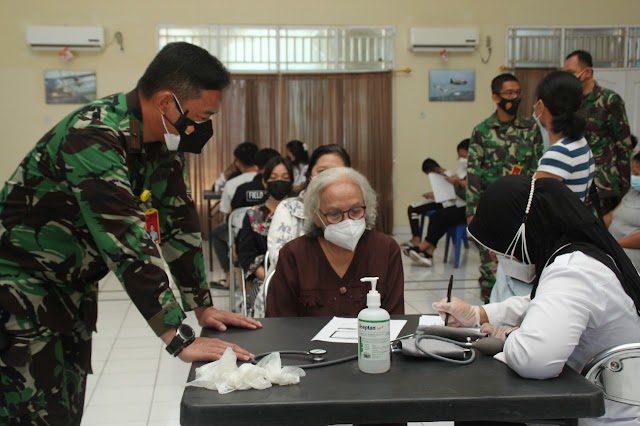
[532,100,551,150]
[321,217,366,251]
[161,114,181,151]
[457,157,468,179]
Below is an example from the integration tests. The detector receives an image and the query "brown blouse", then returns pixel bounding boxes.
[266,230,405,317]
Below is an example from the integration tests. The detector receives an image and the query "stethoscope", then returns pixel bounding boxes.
[250,333,479,369]
[251,348,357,369]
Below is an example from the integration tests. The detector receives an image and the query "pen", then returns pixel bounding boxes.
[444,274,453,326]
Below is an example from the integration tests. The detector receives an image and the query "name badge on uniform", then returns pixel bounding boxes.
[145,208,161,244]
[510,165,523,175]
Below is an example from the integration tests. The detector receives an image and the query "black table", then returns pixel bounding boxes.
[203,190,222,274]
[181,316,605,425]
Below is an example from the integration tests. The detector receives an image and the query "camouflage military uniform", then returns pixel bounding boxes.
[581,83,633,214]
[0,91,212,425]
[467,112,543,302]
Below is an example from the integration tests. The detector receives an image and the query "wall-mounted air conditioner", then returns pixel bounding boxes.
[26,25,105,51]
[409,27,479,52]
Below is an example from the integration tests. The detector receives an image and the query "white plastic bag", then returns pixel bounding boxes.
[185,347,305,394]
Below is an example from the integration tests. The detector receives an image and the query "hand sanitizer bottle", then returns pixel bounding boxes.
[357,276,390,374]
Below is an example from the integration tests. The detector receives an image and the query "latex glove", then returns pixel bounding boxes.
[432,296,480,328]
[480,323,519,342]
[195,306,262,332]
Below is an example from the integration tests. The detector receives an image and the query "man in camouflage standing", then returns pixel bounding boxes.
[0,42,262,425]
[467,74,543,302]
[563,50,633,214]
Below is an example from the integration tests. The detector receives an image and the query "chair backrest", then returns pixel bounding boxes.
[228,206,252,243]
[262,269,276,312]
[581,342,640,406]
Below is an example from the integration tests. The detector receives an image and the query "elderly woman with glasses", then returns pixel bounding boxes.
[266,167,404,317]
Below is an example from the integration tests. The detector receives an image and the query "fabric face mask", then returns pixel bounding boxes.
[162,94,214,154]
[321,217,366,251]
[532,101,551,150]
[631,175,640,192]
[267,180,293,201]
[498,97,521,116]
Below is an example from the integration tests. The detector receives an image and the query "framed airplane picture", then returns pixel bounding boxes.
[44,70,97,104]
[429,69,475,101]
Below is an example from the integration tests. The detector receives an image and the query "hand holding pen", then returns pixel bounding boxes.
[432,295,482,328]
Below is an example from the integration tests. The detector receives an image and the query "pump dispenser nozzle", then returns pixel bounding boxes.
[360,276,381,308]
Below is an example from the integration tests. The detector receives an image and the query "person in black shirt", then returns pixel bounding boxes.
[231,148,281,209]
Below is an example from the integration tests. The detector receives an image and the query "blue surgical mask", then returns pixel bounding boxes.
[631,175,640,192]
[532,101,551,150]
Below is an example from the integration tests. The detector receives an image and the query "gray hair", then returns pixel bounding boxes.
[303,167,378,236]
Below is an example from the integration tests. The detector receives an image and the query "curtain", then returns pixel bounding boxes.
[187,71,394,238]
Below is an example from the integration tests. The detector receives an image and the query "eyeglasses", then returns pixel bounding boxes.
[320,206,366,224]
[499,90,522,99]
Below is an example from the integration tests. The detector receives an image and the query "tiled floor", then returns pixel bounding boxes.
[81,233,482,425]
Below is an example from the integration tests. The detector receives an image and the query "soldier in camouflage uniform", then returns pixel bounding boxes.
[563,50,633,215]
[467,74,543,303]
[0,42,262,425]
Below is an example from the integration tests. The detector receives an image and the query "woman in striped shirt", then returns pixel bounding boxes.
[533,70,595,200]
[490,71,597,303]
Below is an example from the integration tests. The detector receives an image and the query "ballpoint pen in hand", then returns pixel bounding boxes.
[444,274,453,326]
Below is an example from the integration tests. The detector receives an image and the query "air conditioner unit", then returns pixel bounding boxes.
[409,27,479,52]
[26,25,105,51]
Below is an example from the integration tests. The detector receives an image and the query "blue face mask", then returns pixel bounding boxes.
[631,175,640,192]
[532,101,551,150]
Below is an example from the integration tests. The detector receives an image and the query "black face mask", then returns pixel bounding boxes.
[267,180,293,201]
[497,97,521,116]
[165,95,214,154]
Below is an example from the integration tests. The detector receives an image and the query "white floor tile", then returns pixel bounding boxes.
[97,370,158,388]
[81,402,150,424]
[90,385,155,406]
[102,358,160,374]
[148,400,181,421]
[152,384,185,403]
[108,346,161,361]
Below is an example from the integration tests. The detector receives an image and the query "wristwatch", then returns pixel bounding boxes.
[165,324,196,357]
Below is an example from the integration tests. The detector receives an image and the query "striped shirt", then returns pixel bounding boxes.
[537,136,595,201]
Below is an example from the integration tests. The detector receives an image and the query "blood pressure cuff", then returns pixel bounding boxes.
[395,337,468,360]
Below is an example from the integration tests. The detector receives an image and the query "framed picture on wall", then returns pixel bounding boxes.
[44,70,97,104]
[429,69,475,101]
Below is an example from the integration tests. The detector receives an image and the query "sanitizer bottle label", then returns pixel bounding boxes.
[358,319,390,361]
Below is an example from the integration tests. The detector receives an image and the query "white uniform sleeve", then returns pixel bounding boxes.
[501,253,608,379]
[483,295,530,326]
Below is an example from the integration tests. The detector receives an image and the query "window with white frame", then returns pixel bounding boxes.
[157,25,395,73]
[507,26,640,68]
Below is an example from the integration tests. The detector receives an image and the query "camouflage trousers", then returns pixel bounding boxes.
[0,313,92,426]
[477,245,497,304]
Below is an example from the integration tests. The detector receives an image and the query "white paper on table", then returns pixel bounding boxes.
[311,316,408,343]
[428,173,456,203]
[418,315,445,326]
[410,198,435,208]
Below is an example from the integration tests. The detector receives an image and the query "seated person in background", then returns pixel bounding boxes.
[405,141,469,267]
[605,151,640,271]
[433,175,640,425]
[212,161,242,192]
[237,156,294,315]
[266,167,404,317]
[285,139,310,195]
[210,141,259,289]
[231,148,281,210]
[403,139,469,252]
[267,144,351,269]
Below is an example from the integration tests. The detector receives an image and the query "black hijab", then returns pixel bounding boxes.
[468,175,640,313]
